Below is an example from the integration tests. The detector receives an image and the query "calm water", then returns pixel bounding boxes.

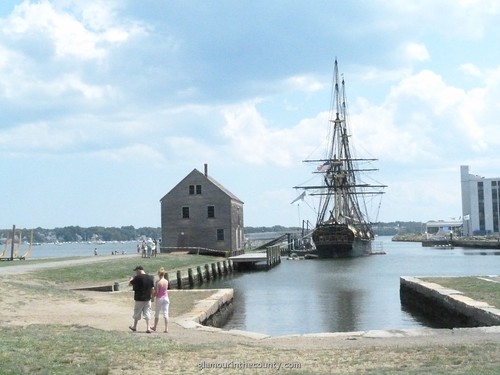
[8,241,140,258]
[200,236,500,336]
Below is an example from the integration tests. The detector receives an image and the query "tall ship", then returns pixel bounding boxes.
[295,60,386,258]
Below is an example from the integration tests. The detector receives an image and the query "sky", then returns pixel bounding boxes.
[2,0,500,230]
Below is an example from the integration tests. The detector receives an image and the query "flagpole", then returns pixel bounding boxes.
[297,203,301,228]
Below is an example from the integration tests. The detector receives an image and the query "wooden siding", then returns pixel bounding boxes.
[160,168,244,253]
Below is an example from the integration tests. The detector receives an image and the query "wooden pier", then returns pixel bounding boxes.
[229,245,282,270]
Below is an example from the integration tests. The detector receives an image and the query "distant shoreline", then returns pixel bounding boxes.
[393,234,500,249]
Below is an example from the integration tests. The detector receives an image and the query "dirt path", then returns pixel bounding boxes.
[0,254,134,275]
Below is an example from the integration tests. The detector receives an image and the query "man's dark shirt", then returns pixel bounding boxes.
[130,273,155,301]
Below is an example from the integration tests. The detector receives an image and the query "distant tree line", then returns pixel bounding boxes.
[0,226,161,243]
[1,221,424,243]
[244,225,300,234]
[371,221,424,236]
[245,221,424,236]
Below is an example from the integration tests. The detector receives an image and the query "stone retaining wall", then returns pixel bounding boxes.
[400,276,500,327]
[174,288,234,329]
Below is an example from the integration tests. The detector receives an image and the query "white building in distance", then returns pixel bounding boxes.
[461,165,500,236]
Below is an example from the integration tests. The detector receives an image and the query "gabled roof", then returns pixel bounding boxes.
[205,171,243,203]
[160,168,244,204]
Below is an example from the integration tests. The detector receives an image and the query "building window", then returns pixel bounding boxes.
[493,186,499,232]
[216,229,224,241]
[478,182,485,232]
[189,185,202,195]
[207,206,215,218]
[182,206,190,219]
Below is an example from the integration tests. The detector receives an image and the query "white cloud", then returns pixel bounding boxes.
[391,70,491,152]
[46,74,113,99]
[220,103,274,165]
[354,67,411,85]
[402,42,430,62]
[220,102,326,167]
[164,136,218,165]
[2,0,145,60]
[459,63,483,78]
[92,144,166,167]
[349,98,431,163]
[5,1,102,59]
[351,68,494,162]
[0,1,147,110]
[0,45,31,98]
[0,62,112,101]
[281,75,326,93]
[0,122,82,153]
[379,0,500,39]
[389,70,464,114]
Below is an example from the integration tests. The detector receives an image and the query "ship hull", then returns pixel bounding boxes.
[312,223,372,258]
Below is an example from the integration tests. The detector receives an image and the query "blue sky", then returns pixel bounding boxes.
[2,0,500,229]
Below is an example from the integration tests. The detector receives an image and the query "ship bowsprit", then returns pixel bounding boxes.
[312,223,372,258]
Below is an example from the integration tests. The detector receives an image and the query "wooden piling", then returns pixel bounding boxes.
[188,268,194,287]
[197,266,203,284]
[265,245,281,269]
[211,263,217,278]
[176,270,182,289]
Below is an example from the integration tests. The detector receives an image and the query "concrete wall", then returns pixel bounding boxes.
[400,276,500,327]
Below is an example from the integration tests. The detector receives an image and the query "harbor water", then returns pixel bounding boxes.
[200,236,500,336]
[9,241,140,259]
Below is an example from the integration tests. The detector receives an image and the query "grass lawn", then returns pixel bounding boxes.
[1,325,500,374]
[422,276,500,308]
[0,257,81,268]
[29,253,226,284]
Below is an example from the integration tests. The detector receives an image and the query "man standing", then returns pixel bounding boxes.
[128,265,155,333]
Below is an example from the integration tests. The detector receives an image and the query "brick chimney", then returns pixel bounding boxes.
[204,163,208,177]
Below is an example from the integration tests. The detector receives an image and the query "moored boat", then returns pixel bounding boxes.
[294,60,386,258]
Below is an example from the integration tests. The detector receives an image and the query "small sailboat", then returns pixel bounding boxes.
[1,228,33,260]
[295,60,386,258]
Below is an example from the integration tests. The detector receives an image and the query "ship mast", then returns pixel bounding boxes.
[296,59,385,228]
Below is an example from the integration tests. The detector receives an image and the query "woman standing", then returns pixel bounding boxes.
[150,267,170,333]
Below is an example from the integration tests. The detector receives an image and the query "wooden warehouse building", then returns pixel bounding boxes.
[160,164,244,254]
